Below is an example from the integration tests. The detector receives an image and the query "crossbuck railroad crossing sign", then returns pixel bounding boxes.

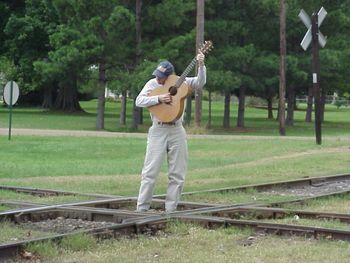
[299,7,327,51]
[298,6,327,145]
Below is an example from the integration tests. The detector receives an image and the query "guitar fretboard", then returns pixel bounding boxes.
[175,57,197,88]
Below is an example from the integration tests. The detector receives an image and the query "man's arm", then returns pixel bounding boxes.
[135,80,160,108]
[185,66,206,90]
[185,51,206,90]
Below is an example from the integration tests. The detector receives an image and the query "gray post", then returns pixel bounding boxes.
[8,81,13,140]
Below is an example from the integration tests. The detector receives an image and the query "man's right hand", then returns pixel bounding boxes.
[158,93,172,104]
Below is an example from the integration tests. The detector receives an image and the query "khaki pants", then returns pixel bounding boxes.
[137,122,188,212]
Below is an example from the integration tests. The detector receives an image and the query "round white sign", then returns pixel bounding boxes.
[3,81,19,106]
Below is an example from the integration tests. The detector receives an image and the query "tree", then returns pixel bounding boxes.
[279,0,286,135]
[206,0,279,129]
[140,0,196,126]
[285,55,308,125]
[252,54,279,120]
[4,0,57,106]
[35,1,135,126]
[194,0,204,127]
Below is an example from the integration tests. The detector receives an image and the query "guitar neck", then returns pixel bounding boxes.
[175,57,197,88]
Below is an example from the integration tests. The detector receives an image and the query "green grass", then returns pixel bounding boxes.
[261,218,350,231]
[0,205,10,212]
[0,221,52,244]
[1,99,350,136]
[0,190,95,205]
[1,100,350,262]
[35,224,350,263]
[283,195,350,214]
[0,135,349,197]
[182,190,300,205]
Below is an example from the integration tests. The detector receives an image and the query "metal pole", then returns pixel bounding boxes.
[8,81,13,140]
[311,13,322,145]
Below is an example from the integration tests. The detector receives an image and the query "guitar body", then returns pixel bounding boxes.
[148,75,192,122]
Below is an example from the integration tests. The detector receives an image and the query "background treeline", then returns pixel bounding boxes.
[0,0,349,129]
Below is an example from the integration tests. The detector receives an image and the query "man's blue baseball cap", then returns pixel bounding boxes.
[152,61,174,79]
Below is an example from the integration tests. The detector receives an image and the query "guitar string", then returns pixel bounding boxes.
[174,42,212,88]
[175,58,197,88]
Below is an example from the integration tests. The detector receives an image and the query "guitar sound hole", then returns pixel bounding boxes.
[169,86,177,96]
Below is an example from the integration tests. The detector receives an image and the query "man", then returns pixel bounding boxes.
[135,51,206,213]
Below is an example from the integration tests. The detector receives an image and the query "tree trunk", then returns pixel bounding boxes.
[185,96,192,126]
[136,0,143,126]
[119,90,127,125]
[42,85,54,109]
[54,74,82,112]
[139,108,143,124]
[267,97,274,119]
[131,98,140,129]
[278,0,286,135]
[96,62,107,130]
[237,85,245,128]
[135,0,142,64]
[223,91,230,128]
[305,85,313,122]
[286,86,295,126]
[195,0,204,127]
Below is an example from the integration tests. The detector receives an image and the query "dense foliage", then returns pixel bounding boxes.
[1,0,349,128]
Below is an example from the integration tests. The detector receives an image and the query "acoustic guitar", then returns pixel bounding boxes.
[148,40,213,123]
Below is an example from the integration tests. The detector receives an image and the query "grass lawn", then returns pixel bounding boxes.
[1,99,350,136]
[15,224,350,263]
[1,99,350,262]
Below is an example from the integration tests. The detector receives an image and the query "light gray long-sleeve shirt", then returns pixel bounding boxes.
[135,65,206,122]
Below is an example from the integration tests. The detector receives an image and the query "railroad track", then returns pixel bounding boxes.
[155,172,350,197]
[1,173,350,261]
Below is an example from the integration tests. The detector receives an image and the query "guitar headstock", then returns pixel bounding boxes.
[199,40,213,54]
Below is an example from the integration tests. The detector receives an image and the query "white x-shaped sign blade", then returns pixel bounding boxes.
[298,7,327,50]
[299,9,311,28]
[300,29,327,50]
[318,7,327,27]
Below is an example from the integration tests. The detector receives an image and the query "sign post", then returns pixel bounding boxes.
[299,7,327,145]
[3,81,20,140]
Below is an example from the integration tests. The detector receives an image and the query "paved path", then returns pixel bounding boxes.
[1,128,350,141]
[0,128,147,138]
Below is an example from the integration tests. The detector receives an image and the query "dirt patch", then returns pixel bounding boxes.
[21,217,116,234]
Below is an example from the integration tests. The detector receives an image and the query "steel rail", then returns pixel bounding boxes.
[0,217,168,261]
[3,209,350,260]
[2,188,350,225]
[186,206,350,224]
[0,185,121,199]
[3,186,348,225]
[0,197,136,219]
[269,189,350,207]
[0,197,218,223]
[3,172,350,200]
[2,174,350,260]
[154,173,350,198]
[173,214,350,241]
[1,200,350,260]
[3,172,350,208]
[1,206,153,224]
[3,208,350,260]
